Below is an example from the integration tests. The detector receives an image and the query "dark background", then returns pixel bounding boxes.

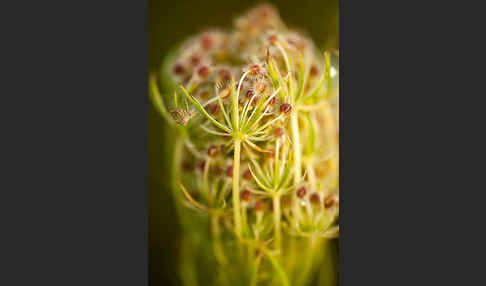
[3,0,476,285]
[148,0,339,285]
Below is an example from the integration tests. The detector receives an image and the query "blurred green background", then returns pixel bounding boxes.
[148,1,339,285]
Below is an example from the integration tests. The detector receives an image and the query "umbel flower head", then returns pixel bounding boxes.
[150,4,339,286]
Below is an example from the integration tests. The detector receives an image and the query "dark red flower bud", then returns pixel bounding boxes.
[226,165,234,177]
[255,81,266,94]
[310,193,320,204]
[246,89,255,98]
[206,103,219,115]
[218,69,231,81]
[249,64,260,75]
[297,187,307,198]
[251,96,260,106]
[190,54,201,66]
[254,201,264,211]
[197,65,210,78]
[241,189,251,202]
[243,169,252,180]
[280,103,292,114]
[207,145,219,157]
[200,33,213,50]
[310,65,319,76]
[269,96,276,105]
[324,194,338,209]
[173,63,185,74]
[198,160,206,171]
[268,34,278,44]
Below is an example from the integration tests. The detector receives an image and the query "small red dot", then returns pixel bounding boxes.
[268,34,278,44]
[218,69,231,81]
[255,201,264,211]
[173,63,185,74]
[310,193,320,204]
[241,190,251,202]
[198,160,206,171]
[226,165,234,177]
[243,169,252,180]
[197,65,210,78]
[207,145,219,157]
[297,187,307,198]
[324,194,338,208]
[190,55,200,66]
[200,33,213,50]
[249,64,260,75]
[280,103,292,114]
[269,96,276,105]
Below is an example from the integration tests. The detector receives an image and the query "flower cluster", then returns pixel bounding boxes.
[150,4,339,286]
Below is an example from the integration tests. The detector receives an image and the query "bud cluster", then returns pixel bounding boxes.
[150,4,339,285]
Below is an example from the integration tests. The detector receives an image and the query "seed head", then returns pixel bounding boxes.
[170,108,194,126]
[280,103,292,114]
[297,187,307,198]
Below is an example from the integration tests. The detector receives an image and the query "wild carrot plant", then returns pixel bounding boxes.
[150,4,339,286]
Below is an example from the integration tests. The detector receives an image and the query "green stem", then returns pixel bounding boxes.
[290,110,302,217]
[290,112,301,183]
[211,215,227,265]
[266,249,290,286]
[273,194,282,251]
[295,235,319,286]
[250,253,263,286]
[232,139,242,238]
[172,138,186,224]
